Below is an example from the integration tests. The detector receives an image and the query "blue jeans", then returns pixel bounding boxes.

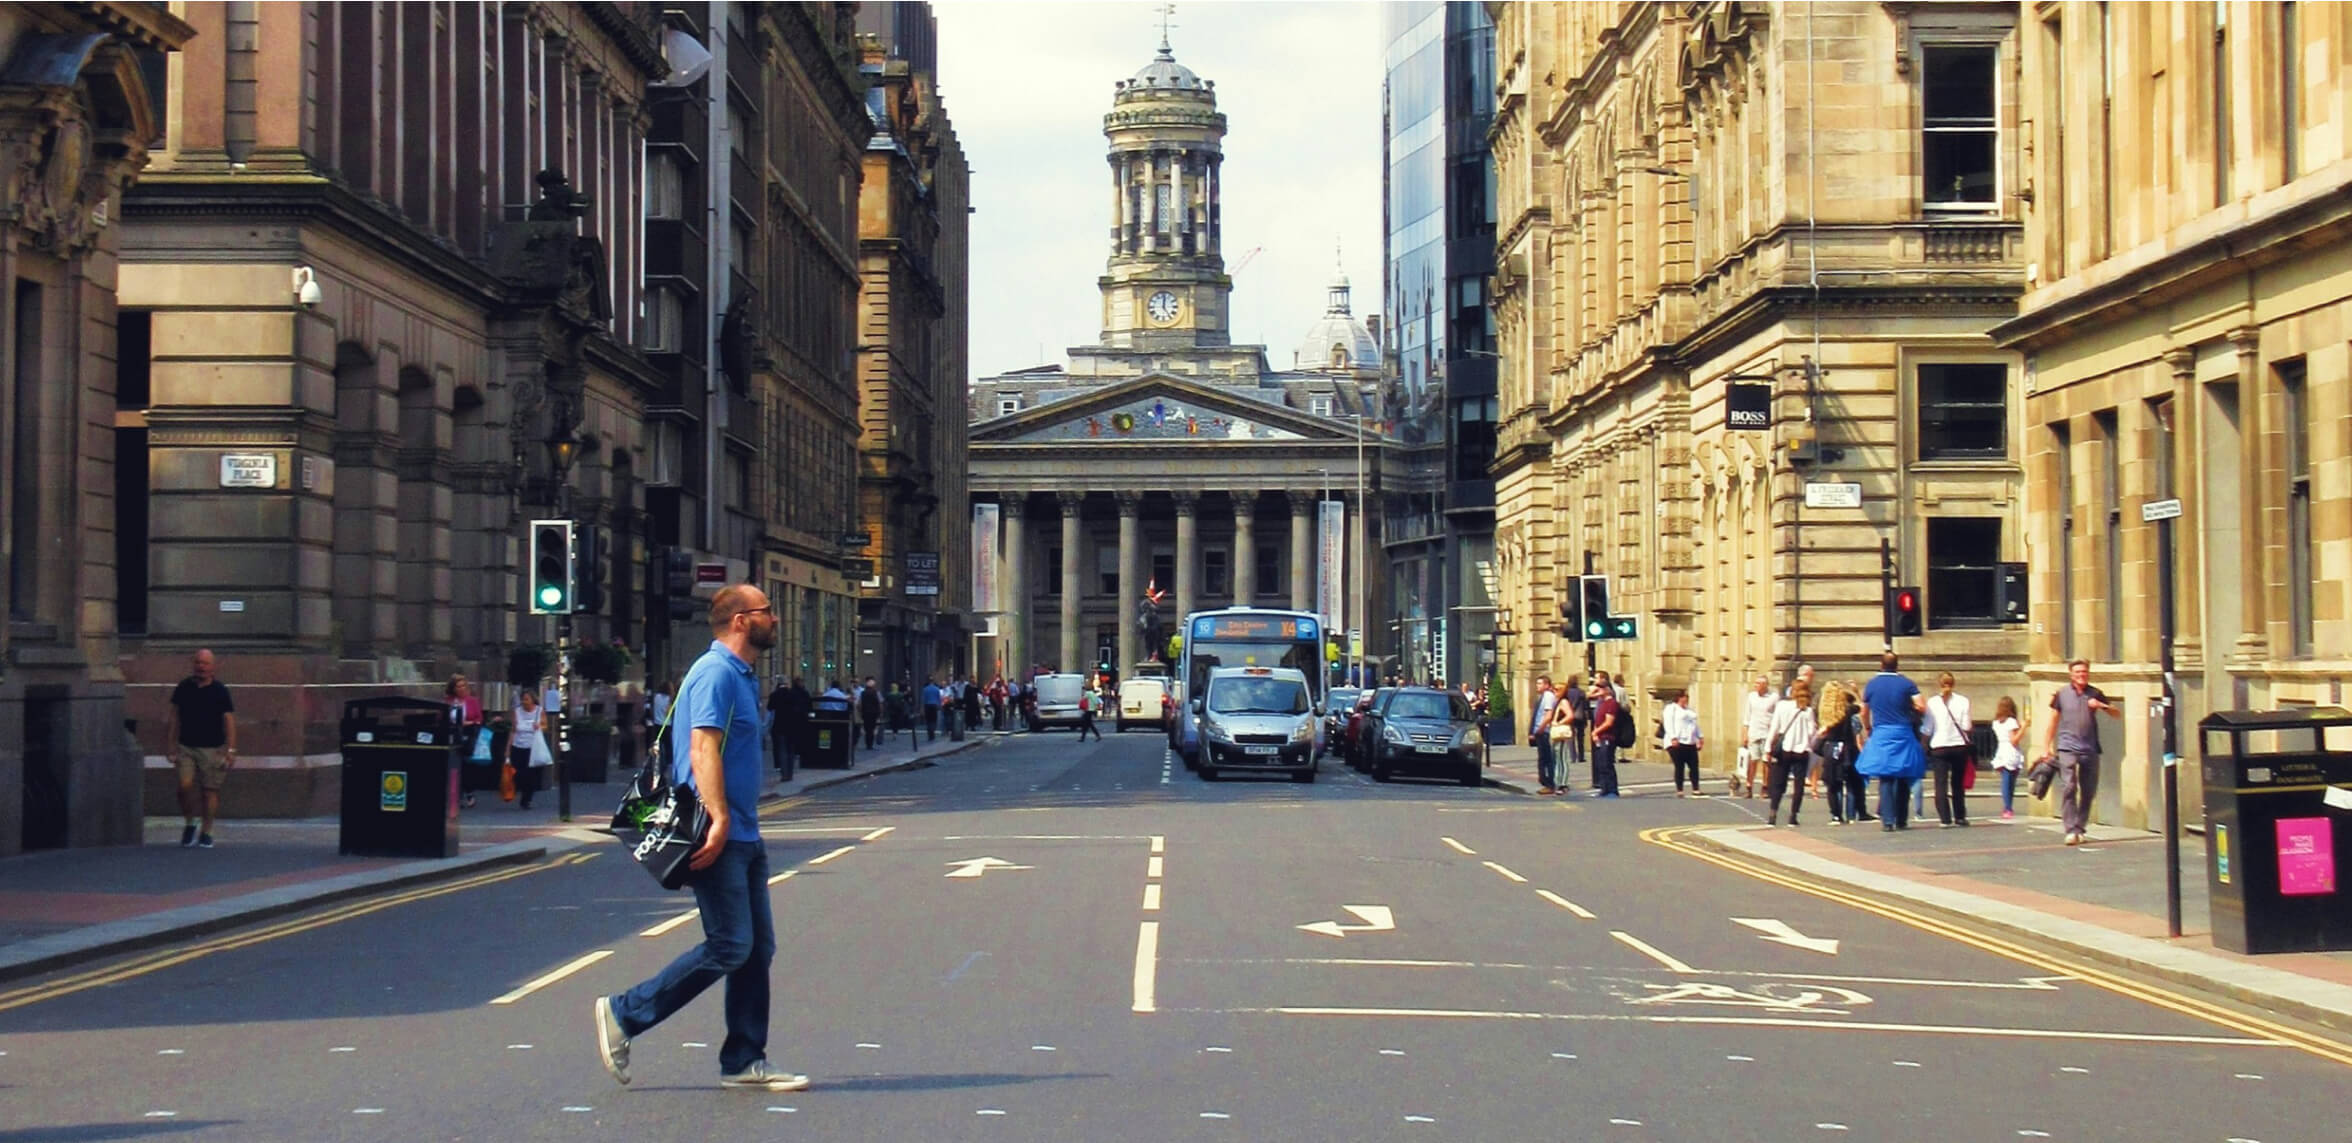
[1877,778,1914,829]
[1999,767,2018,812]
[1591,740,1619,795]
[613,841,774,1074]
[1534,736,1558,788]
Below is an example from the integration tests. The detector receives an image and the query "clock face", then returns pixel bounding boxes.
[1146,290,1182,326]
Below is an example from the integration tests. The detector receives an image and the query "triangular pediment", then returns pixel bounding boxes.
[972,373,1358,445]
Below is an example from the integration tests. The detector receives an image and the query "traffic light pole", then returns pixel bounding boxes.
[1880,538,1895,653]
[2157,513,2182,938]
[1583,550,1597,677]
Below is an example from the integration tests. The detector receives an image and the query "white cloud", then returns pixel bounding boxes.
[933,1,1388,379]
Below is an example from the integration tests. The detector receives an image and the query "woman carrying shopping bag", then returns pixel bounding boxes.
[509,686,556,810]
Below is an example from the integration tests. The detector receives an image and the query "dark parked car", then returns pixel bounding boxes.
[1344,688,1392,769]
[1318,688,1362,757]
[1361,687,1485,786]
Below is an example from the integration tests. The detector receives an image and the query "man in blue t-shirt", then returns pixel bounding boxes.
[599,584,808,1093]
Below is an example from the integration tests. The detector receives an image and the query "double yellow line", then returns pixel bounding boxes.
[1641,826,2352,1069]
[0,851,592,1015]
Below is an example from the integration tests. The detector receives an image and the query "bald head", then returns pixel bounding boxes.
[191,649,217,684]
[710,583,765,631]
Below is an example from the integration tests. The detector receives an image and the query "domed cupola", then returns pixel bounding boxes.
[1294,270,1379,372]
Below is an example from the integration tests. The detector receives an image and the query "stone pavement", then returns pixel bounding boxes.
[0,729,1000,983]
[1482,742,1687,795]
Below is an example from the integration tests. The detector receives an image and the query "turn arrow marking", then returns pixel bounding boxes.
[945,857,1034,879]
[1298,905,1396,938]
[1731,917,1839,955]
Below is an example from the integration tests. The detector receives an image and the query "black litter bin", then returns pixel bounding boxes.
[2199,707,2352,954]
[340,697,462,858]
[806,697,856,769]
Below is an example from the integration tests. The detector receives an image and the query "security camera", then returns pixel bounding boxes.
[291,266,322,309]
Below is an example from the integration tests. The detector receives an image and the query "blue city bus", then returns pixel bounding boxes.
[1171,608,1328,767]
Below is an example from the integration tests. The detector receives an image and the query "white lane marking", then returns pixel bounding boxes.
[977,1109,1007,1116]
[1817,1124,1849,1131]
[682,1041,708,1048]
[562,1106,594,1113]
[1481,860,1529,883]
[1143,884,1163,911]
[1379,1049,1405,1056]
[143,1112,176,1119]
[768,1106,798,1113]
[1610,1119,1643,1127]
[1440,836,1476,855]
[490,950,614,1005]
[1610,931,1697,974]
[939,834,1151,841]
[1204,1046,1232,1053]
[2017,1133,2050,1139]
[946,857,1033,878]
[156,1048,184,1055]
[1147,856,1164,878]
[861,826,896,841]
[353,1108,385,1115]
[768,869,799,886]
[1552,1052,1578,1059]
[1732,917,1840,955]
[1132,921,1160,1013]
[329,1046,355,1053]
[1252,1006,2284,1045]
[1032,1045,1057,1052]
[2234,1073,2264,1080]
[857,1042,880,1049]
[1536,890,1596,919]
[1298,904,1396,937]
[641,909,701,937]
[506,1043,533,1050]
[2060,1066,2088,1073]
[809,845,857,865]
[1200,1112,1231,1119]
[1405,1115,1436,1123]
[1726,1054,1754,1061]
[1150,835,1166,854]
[1893,1060,1923,1068]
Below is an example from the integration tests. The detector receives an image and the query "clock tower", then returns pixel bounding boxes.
[1098,35,1230,351]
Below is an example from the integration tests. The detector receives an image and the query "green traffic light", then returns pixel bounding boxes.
[1587,621,1604,637]
[538,584,565,608]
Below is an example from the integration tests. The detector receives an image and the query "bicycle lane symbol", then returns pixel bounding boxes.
[1624,980,1874,1016]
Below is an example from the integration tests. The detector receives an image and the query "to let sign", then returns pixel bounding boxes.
[219,454,278,488]
[1725,382,1772,430]
[905,551,942,596]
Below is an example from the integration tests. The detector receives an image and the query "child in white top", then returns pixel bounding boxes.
[1991,695,2025,819]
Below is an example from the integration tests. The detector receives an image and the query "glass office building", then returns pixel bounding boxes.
[1382,2,1495,688]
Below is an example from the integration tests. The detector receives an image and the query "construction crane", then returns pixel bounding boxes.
[1230,245,1263,275]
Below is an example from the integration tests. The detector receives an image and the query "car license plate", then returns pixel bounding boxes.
[1243,745,1278,756]
[1416,744,1448,754]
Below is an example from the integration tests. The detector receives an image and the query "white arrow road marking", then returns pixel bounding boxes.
[1298,905,1397,938]
[1732,917,1840,955]
[945,857,1034,878]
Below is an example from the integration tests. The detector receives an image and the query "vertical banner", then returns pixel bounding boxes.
[1317,499,1346,632]
[972,503,1000,636]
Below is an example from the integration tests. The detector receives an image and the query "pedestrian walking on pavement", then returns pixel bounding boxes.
[1739,675,1775,799]
[2040,659,2120,845]
[1812,682,1863,824]
[857,677,883,749]
[449,673,494,809]
[988,677,1009,731]
[1560,674,1590,777]
[1529,675,1561,794]
[1856,654,1928,831]
[921,676,943,740]
[164,649,238,849]
[1662,690,1704,795]
[1587,677,1622,798]
[1926,672,1974,827]
[596,583,808,1093]
[509,686,554,809]
[1765,679,1817,826]
[1991,695,2025,818]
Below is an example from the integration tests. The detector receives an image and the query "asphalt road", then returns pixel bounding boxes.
[2,729,2346,1142]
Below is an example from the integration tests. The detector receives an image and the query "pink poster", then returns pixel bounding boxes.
[2276,817,2335,897]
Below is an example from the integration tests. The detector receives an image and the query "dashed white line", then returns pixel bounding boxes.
[976,1108,1007,1116]
[329,1046,355,1053]
[1551,1052,1578,1060]
[353,1108,385,1115]
[1481,860,1528,883]
[1536,889,1595,918]
[1610,1119,1643,1127]
[768,1106,798,1113]
[2060,1066,2088,1073]
[1609,930,1697,974]
[2234,1073,2265,1080]
[767,869,799,886]
[861,826,896,842]
[1031,1045,1057,1052]
[1726,1054,1754,1061]
[1405,1115,1436,1123]
[562,1106,594,1113]
[1379,1049,1405,1056]
[1200,1112,1231,1120]
[506,1043,533,1050]
[808,845,857,865]
[856,1042,881,1049]
[1893,1060,1923,1068]
[1150,835,1166,854]
[641,909,701,937]
[1816,1124,1849,1132]
[1440,836,1476,855]
[682,1041,708,1048]
[490,950,614,1005]
[1132,921,1160,1013]
[156,1048,184,1055]
[143,1112,176,1119]
[1147,856,1165,878]
[1142,884,1163,911]
[1204,1046,1232,1053]
[2017,1132,2051,1139]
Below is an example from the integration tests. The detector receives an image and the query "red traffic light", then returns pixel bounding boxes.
[1895,589,1918,612]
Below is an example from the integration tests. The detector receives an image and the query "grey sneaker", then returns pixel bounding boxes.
[179,825,198,848]
[720,1061,810,1092]
[593,996,631,1086]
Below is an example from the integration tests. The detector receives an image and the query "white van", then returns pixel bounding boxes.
[1116,677,1169,733]
[1031,673,1087,730]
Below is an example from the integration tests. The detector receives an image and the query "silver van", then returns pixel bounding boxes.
[1031,673,1087,731]
[1194,666,1316,783]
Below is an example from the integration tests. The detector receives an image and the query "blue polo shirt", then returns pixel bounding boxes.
[671,640,767,842]
[922,682,942,709]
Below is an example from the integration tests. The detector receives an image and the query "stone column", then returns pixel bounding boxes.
[1059,492,1084,673]
[1116,491,1143,672]
[1232,491,1258,603]
[1290,490,1315,610]
[1002,496,1028,676]
[1173,491,1199,621]
[2229,326,2271,664]
[1109,154,1123,254]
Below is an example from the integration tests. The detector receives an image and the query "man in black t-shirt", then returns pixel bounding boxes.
[163,649,237,848]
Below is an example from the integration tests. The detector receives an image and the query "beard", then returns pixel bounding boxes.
[747,617,779,650]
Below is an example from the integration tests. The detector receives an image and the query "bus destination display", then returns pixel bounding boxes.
[1193,614,1318,642]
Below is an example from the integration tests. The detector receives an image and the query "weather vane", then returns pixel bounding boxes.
[1156,1,1177,52]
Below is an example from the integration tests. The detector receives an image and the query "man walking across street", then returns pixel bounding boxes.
[857,677,883,749]
[2041,658,2120,846]
[164,649,237,849]
[1663,690,1704,796]
[1587,676,1621,798]
[597,584,808,1092]
[1529,675,1560,794]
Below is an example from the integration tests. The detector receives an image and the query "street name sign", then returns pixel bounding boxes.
[2142,497,2183,523]
[1803,482,1863,509]
[219,453,277,488]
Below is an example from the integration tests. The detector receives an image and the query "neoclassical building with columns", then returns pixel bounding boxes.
[966,38,1411,680]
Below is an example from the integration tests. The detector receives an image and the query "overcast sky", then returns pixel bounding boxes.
[933,1,1389,379]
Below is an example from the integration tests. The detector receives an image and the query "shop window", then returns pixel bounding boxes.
[1917,362,2007,459]
[1922,46,2000,211]
[1927,517,2002,629]
[2282,360,2313,657]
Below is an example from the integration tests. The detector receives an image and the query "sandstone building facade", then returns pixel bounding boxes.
[1489,2,2031,772]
